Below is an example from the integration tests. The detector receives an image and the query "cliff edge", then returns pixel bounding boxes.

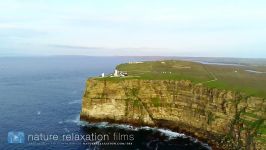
[80,79,266,150]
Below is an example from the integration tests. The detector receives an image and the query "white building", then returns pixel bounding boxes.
[114,69,119,77]
[101,73,105,77]
[112,69,128,77]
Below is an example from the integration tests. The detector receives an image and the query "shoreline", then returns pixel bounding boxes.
[80,114,223,150]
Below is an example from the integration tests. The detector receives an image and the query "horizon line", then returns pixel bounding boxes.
[0,54,266,59]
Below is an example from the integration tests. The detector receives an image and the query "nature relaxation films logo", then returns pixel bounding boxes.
[8,132,25,144]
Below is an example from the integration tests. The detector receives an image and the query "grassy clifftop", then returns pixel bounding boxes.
[111,60,266,98]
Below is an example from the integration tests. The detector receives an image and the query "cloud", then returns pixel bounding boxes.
[50,44,105,51]
[1,0,266,57]
[0,23,21,29]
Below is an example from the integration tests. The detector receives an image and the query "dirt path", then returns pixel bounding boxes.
[201,65,218,84]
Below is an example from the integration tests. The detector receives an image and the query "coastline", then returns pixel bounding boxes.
[80,114,222,150]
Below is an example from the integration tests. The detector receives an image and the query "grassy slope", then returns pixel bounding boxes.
[113,60,266,98]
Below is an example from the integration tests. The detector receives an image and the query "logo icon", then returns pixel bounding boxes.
[8,131,25,144]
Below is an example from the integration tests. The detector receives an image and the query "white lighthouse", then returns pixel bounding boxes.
[114,69,119,77]
[101,73,105,77]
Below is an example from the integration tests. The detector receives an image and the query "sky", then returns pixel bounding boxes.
[0,0,266,57]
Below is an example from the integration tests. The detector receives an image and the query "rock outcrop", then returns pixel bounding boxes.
[80,78,266,150]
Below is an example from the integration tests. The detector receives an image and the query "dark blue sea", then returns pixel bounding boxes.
[0,56,211,150]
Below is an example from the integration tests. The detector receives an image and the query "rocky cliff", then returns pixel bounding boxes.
[80,78,266,150]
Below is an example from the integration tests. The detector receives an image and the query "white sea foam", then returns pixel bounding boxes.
[37,111,41,115]
[75,118,185,139]
[68,99,82,104]
[157,128,185,138]
[62,114,211,149]
[61,114,82,125]
[68,115,80,123]
[64,128,70,133]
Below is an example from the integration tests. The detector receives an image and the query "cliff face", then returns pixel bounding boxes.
[80,79,266,150]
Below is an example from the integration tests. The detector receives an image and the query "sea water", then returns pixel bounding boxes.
[0,56,211,150]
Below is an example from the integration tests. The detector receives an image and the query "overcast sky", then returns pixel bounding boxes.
[0,0,266,57]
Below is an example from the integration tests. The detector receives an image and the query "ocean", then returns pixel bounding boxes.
[0,56,211,150]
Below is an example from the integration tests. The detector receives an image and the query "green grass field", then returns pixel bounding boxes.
[112,60,266,98]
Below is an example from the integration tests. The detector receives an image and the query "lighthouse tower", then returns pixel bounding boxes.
[114,69,119,77]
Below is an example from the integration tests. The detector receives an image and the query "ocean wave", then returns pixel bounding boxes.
[157,128,185,139]
[62,114,211,149]
[59,115,81,124]
[72,116,186,139]
[81,122,212,149]
[68,99,82,104]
